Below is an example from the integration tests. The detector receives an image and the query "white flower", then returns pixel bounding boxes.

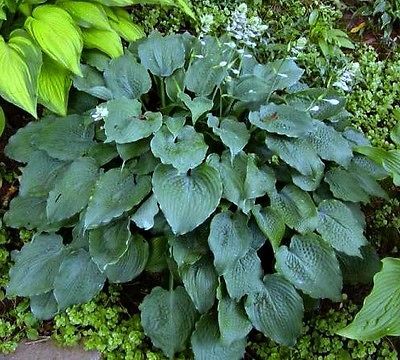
[91,104,108,121]
[219,61,228,67]
[323,98,340,105]
[310,105,320,112]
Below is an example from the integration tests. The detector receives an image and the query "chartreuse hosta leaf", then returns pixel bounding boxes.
[191,314,246,360]
[7,234,64,297]
[151,125,208,173]
[85,168,151,229]
[140,286,197,359]
[38,55,72,116]
[0,30,42,117]
[317,199,367,256]
[245,274,304,346]
[152,163,222,235]
[337,258,400,340]
[108,8,145,42]
[276,233,343,301]
[25,5,83,75]
[81,27,123,58]
[0,106,5,136]
[54,249,106,310]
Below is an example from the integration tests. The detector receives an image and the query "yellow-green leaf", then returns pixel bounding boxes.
[0,30,42,117]
[56,0,111,30]
[0,106,5,136]
[25,5,83,75]
[82,27,123,58]
[108,8,145,41]
[38,55,72,116]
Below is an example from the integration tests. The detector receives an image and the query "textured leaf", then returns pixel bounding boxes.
[104,53,151,99]
[7,234,64,297]
[266,134,324,178]
[116,139,150,162]
[181,257,218,313]
[244,154,276,199]
[54,249,105,310]
[85,169,151,229]
[104,98,162,143]
[249,103,313,137]
[245,274,304,346]
[152,164,222,235]
[19,151,66,197]
[47,157,99,222]
[25,5,83,75]
[140,286,197,358]
[337,258,400,340]
[105,233,149,283]
[151,125,208,173]
[217,294,252,345]
[30,291,58,320]
[131,194,159,230]
[271,185,318,233]
[82,27,123,58]
[145,236,168,273]
[73,64,113,100]
[33,115,94,161]
[87,142,118,166]
[38,55,72,116]
[191,314,246,360]
[224,249,264,300]
[276,233,343,300]
[108,8,145,41]
[0,30,42,116]
[89,218,130,270]
[317,199,367,256]
[138,33,185,77]
[252,205,285,251]
[179,93,213,124]
[208,211,252,274]
[231,75,269,103]
[207,115,250,158]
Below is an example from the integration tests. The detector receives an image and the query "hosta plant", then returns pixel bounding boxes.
[4,33,388,359]
[0,0,194,117]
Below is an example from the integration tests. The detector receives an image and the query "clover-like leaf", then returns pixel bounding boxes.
[152,164,222,235]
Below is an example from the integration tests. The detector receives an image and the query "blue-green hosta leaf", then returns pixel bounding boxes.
[217,292,252,345]
[85,169,151,229]
[105,233,149,283]
[138,33,185,77]
[57,0,110,29]
[145,236,168,273]
[152,164,222,235]
[7,234,64,297]
[116,139,150,162]
[165,69,185,102]
[208,211,252,275]
[245,274,304,346]
[0,30,42,117]
[350,155,387,180]
[108,8,145,42]
[82,50,110,71]
[87,142,118,166]
[179,93,213,124]
[244,154,276,199]
[207,115,250,158]
[140,286,197,359]
[54,249,105,310]
[270,185,318,233]
[19,151,66,197]
[391,122,400,146]
[291,169,324,192]
[325,167,387,203]
[47,157,99,222]
[38,55,72,116]
[337,258,400,340]
[70,217,89,251]
[104,53,151,99]
[317,199,367,256]
[5,196,48,230]
[191,314,246,360]
[73,65,113,100]
[249,103,313,137]
[30,291,58,320]
[307,120,353,166]
[104,98,162,144]
[82,27,123,58]
[25,5,83,75]
[151,125,208,173]
[89,218,130,271]
[181,257,218,314]
[266,134,324,178]
[224,249,264,300]
[33,115,94,161]
[252,205,285,252]
[231,75,269,103]
[276,233,343,301]
[131,194,159,230]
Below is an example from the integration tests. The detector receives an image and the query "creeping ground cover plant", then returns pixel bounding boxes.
[3,32,391,358]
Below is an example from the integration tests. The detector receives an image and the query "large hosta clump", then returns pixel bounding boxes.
[4,33,387,358]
